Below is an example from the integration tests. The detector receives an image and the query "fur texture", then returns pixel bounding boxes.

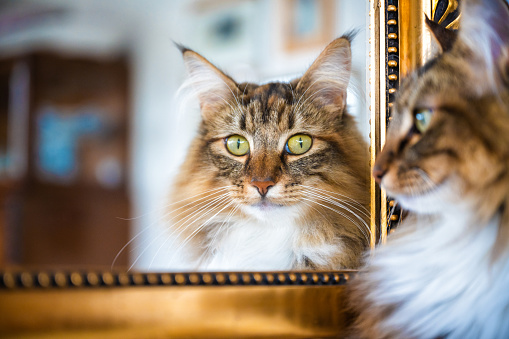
[350,0,509,338]
[168,35,370,271]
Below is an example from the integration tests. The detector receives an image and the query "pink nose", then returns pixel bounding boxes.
[372,165,386,185]
[251,179,275,197]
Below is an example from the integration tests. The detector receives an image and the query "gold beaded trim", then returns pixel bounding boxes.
[0,271,354,289]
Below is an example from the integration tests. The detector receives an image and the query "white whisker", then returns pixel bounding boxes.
[300,188,371,241]
[169,200,235,264]
[129,193,230,271]
[146,197,232,270]
[301,185,370,215]
[300,196,370,243]
[200,203,241,263]
[112,187,232,269]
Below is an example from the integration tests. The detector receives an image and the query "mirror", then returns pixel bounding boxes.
[149,0,371,271]
[0,0,371,272]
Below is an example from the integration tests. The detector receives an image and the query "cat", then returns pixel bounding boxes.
[350,0,509,338]
[167,34,370,271]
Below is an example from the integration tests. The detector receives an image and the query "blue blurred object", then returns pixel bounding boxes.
[36,106,104,182]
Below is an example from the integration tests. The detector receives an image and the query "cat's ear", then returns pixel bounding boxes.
[425,15,457,52]
[296,36,352,110]
[179,45,239,118]
[459,0,509,83]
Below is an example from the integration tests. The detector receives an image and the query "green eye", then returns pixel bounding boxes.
[226,135,250,156]
[414,108,433,133]
[286,134,312,155]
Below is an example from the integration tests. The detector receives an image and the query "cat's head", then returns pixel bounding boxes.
[177,35,367,220]
[374,0,509,215]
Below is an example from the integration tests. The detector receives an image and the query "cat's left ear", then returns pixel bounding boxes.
[179,45,239,119]
[460,0,509,83]
[296,36,352,111]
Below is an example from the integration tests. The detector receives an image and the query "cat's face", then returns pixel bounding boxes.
[178,37,368,220]
[200,82,353,217]
[375,59,502,213]
[374,0,509,214]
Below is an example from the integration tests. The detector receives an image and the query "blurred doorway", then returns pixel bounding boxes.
[0,53,130,269]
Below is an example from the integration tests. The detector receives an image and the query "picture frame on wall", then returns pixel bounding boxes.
[282,0,335,52]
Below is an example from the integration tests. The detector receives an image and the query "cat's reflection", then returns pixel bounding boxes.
[351,0,509,337]
[168,34,369,271]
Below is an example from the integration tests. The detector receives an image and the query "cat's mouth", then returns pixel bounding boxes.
[251,200,284,211]
[392,179,457,213]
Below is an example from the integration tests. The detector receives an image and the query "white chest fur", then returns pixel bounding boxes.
[204,218,298,270]
[201,206,340,271]
[364,213,509,339]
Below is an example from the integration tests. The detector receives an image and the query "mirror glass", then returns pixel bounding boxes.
[0,0,369,272]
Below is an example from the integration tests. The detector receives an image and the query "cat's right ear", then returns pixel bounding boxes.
[425,15,457,53]
[178,45,239,118]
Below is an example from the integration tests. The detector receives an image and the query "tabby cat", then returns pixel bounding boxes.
[351,0,509,338]
[167,34,369,271]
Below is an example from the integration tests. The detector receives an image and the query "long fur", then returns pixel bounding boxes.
[350,0,509,338]
[167,36,370,271]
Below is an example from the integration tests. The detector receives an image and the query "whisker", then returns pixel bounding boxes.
[301,189,371,235]
[154,194,231,251]
[300,185,370,215]
[129,193,230,271]
[111,226,151,270]
[169,193,230,233]
[166,185,232,207]
[114,186,231,223]
[124,220,179,271]
[300,200,330,222]
[300,197,371,243]
[169,200,235,264]
[112,187,231,269]
[305,188,370,221]
[200,203,241,263]
[416,168,437,192]
[168,191,231,224]
[147,194,233,269]
[301,191,370,238]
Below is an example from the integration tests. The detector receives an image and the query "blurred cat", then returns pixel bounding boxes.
[168,35,370,270]
[351,0,509,338]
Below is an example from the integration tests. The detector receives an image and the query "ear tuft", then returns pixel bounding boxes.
[296,36,352,110]
[180,48,239,118]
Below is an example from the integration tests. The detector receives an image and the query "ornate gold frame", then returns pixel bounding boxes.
[0,1,456,337]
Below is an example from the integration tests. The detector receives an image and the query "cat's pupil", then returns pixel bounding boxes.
[237,138,240,149]
[299,137,303,148]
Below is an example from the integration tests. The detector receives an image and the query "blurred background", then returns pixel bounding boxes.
[0,0,368,271]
